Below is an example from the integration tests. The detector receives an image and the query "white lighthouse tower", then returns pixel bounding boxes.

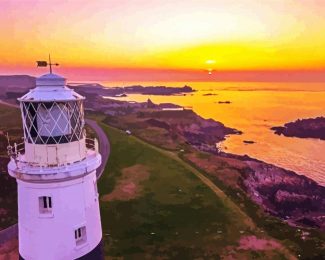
[7,69,103,259]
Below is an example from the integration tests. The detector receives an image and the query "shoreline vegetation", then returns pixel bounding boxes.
[0,76,324,258]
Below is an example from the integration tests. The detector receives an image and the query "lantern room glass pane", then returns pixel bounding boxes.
[22,101,84,144]
[37,103,71,137]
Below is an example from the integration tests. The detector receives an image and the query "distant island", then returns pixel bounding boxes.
[271,117,325,140]
[72,83,195,97]
[202,93,218,96]
[217,101,231,104]
[243,140,255,144]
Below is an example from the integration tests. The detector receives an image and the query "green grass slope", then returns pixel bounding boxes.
[98,123,293,259]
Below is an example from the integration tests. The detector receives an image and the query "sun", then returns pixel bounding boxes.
[205,60,216,65]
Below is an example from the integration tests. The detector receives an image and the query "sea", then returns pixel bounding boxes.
[74,80,325,186]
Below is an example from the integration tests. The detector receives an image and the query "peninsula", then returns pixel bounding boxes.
[72,83,194,97]
[271,117,325,140]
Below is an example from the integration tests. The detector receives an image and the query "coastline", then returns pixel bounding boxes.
[0,96,324,258]
[69,78,325,186]
[84,94,324,230]
[0,78,324,231]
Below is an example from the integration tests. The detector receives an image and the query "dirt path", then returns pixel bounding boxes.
[105,126,299,259]
[112,127,256,229]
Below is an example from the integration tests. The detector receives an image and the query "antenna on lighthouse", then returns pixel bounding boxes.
[49,54,53,74]
[36,54,59,74]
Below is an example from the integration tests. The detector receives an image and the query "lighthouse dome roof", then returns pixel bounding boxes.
[35,73,67,88]
[19,73,84,102]
[38,73,65,79]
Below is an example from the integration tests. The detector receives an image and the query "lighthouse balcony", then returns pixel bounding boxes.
[14,137,99,166]
[7,137,101,182]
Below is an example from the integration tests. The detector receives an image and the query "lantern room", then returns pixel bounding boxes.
[18,73,88,166]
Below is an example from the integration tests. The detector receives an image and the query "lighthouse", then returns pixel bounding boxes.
[7,70,103,259]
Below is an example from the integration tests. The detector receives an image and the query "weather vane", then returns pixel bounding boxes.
[36,54,59,74]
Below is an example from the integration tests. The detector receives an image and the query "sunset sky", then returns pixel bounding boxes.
[1,0,325,81]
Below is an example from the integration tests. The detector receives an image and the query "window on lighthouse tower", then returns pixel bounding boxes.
[39,196,52,214]
[74,226,87,246]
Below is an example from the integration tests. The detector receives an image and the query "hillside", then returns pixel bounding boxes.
[0,75,35,91]
[97,123,295,259]
[0,75,35,104]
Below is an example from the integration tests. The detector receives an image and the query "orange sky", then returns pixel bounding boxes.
[1,0,325,81]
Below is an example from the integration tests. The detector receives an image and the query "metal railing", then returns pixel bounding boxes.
[7,141,25,160]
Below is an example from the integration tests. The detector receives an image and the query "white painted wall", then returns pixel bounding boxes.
[17,171,102,260]
[25,139,86,166]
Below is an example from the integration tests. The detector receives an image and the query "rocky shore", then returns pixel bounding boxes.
[93,97,325,230]
[184,141,325,230]
[242,157,324,229]
[271,117,325,140]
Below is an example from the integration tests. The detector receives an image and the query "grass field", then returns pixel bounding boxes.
[98,123,294,259]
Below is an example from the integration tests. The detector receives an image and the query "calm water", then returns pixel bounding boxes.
[90,81,325,185]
